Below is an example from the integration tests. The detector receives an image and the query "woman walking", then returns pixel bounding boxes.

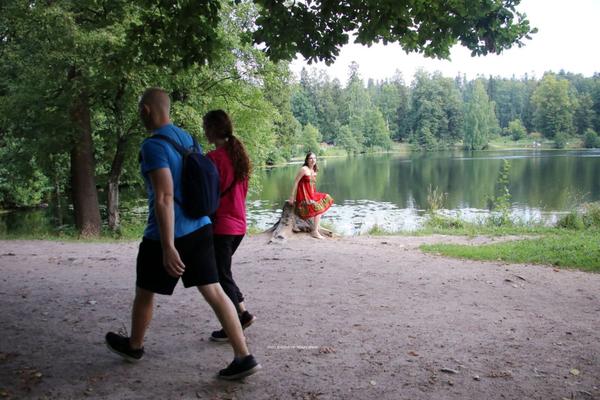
[204,110,256,342]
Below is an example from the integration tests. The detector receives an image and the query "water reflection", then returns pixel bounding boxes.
[1,149,598,236]
[246,199,563,236]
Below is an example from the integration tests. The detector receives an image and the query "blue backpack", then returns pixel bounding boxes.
[145,134,220,219]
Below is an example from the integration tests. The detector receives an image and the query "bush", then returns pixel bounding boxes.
[426,185,446,212]
[426,214,465,229]
[557,211,585,230]
[582,202,600,228]
[583,129,600,148]
[553,132,568,149]
[507,119,527,141]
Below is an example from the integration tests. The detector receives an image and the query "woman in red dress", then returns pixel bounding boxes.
[287,152,334,239]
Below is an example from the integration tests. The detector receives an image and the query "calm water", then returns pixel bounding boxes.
[2,149,600,236]
[247,149,600,234]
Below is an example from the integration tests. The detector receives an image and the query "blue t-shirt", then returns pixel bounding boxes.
[140,123,211,240]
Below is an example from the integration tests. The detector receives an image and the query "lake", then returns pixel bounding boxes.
[2,149,599,236]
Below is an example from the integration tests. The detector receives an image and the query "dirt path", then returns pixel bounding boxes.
[0,235,598,400]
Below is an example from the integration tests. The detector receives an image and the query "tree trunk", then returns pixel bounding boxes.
[107,135,128,231]
[70,93,101,238]
[53,173,63,227]
[267,201,333,243]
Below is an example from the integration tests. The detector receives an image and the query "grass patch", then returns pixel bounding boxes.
[421,229,600,272]
[0,222,145,242]
[366,224,400,235]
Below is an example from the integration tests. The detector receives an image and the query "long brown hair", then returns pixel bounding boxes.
[303,152,319,172]
[203,110,251,182]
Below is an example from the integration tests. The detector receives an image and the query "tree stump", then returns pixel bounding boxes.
[266,201,333,243]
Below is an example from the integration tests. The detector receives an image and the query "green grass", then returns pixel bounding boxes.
[366,224,401,235]
[0,222,145,242]
[421,229,600,272]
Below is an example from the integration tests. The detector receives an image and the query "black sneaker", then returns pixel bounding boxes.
[105,332,144,362]
[239,311,256,329]
[210,312,256,342]
[218,355,261,380]
[210,329,229,342]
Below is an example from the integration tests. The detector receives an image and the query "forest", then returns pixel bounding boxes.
[5,0,598,237]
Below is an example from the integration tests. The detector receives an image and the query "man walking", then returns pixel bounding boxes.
[105,88,260,380]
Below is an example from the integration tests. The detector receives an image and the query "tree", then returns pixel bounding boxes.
[410,70,464,149]
[0,1,281,235]
[464,80,499,150]
[363,109,392,149]
[531,74,574,139]
[371,76,409,141]
[583,129,600,148]
[253,0,536,63]
[507,119,527,141]
[574,93,595,135]
[1,0,539,236]
[302,124,322,154]
[337,125,361,155]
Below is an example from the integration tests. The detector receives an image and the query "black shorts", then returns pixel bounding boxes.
[136,225,219,295]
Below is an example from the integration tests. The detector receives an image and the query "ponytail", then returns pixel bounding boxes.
[226,134,251,182]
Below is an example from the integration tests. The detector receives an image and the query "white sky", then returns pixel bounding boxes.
[290,0,600,84]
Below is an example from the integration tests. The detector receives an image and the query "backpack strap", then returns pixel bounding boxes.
[139,134,197,209]
[150,134,194,155]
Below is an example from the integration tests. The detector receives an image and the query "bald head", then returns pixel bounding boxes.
[139,88,171,130]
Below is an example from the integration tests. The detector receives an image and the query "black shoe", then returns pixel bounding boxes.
[218,355,261,380]
[210,329,229,342]
[210,312,256,342]
[239,311,256,329]
[105,332,144,362]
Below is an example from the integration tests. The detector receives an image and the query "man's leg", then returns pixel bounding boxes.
[105,286,154,362]
[130,287,154,349]
[198,283,249,358]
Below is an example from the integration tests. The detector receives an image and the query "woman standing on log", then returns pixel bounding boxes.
[204,110,256,342]
[287,152,334,239]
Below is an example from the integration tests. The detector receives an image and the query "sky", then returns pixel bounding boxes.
[290,0,600,84]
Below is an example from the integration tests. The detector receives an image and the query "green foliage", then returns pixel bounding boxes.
[302,123,322,154]
[557,212,585,230]
[553,131,568,149]
[252,0,536,63]
[424,185,465,229]
[337,125,362,155]
[363,109,392,149]
[410,71,463,150]
[0,1,295,212]
[557,202,600,230]
[426,214,465,230]
[0,135,50,207]
[583,129,600,148]
[486,159,512,226]
[582,202,600,228]
[426,185,447,213]
[507,119,527,141]
[463,80,499,150]
[531,74,574,139]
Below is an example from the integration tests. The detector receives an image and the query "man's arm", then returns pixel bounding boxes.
[148,168,186,278]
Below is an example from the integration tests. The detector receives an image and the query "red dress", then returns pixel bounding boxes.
[294,173,334,219]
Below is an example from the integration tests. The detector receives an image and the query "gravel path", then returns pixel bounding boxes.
[0,235,598,399]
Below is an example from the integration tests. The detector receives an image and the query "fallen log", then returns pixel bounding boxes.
[266,201,333,243]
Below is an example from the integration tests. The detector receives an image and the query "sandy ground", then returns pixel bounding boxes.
[0,234,598,400]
